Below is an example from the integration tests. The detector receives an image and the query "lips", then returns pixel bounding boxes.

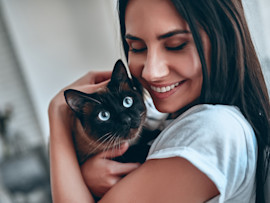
[148,80,186,99]
[150,82,180,93]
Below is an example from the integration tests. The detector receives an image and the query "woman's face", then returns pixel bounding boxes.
[125,0,211,113]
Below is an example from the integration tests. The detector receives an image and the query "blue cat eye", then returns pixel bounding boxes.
[98,111,110,121]
[123,96,133,108]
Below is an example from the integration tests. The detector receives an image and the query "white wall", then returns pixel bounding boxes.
[257,0,270,91]
[258,0,270,59]
[0,13,43,154]
[243,0,270,59]
[243,0,270,91]
[0,0,123,139]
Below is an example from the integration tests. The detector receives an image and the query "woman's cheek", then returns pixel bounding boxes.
[128,56,143,77]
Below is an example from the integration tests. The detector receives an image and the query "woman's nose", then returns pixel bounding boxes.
[142,48,169,82]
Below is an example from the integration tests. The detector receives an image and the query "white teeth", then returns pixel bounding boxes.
[151,82,180,93]
[161,87,166,92]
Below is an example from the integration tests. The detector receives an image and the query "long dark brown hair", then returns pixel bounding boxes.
[118,0,270,202]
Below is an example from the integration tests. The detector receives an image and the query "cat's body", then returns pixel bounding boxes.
[64,60,147,164]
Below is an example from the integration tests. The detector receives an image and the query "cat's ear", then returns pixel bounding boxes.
[108,59,132,88]
[64,89,100,115]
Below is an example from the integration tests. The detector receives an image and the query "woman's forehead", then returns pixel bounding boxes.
[125,0,189,37]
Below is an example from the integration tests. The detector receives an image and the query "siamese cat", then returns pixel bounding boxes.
[64,60,147,164]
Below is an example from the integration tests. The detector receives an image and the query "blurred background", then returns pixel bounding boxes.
[0,0,269,202]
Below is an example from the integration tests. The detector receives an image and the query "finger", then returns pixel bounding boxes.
[81,71,112,85]
[97,142,129,159]
[93,71,112,84]
[70,71,112,87]
[75,80,110,94]
[112,162,141,176]
[95,176,122,197]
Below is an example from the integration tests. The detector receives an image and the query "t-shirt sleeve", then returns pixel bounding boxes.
[146,105,257,202]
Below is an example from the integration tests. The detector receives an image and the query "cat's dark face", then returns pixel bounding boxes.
[64,60,146,148]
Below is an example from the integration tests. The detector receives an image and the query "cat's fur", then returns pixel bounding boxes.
[64,60,146,164]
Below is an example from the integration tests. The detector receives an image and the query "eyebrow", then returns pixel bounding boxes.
[125,29,190,41]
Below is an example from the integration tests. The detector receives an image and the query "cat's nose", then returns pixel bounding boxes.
[121,115,131,127]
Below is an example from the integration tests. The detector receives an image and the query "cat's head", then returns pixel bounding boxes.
[64,60,146,149]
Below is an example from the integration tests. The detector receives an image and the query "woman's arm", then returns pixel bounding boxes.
[49,70,141,202]
[49,104,95,203]
[49,71,111,203]
[100,157,219,203]
[80,143,140,198]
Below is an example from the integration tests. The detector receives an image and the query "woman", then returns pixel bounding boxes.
[49,0,270,202]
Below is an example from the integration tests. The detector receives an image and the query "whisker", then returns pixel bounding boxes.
[95,132,112,143]
[88,132,114,154]
[102,132,117,159]
[117,137,121,152]
[111,134,122,157]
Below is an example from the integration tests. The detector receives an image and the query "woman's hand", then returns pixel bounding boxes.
[81,142,140,198]
[48,71,112,124]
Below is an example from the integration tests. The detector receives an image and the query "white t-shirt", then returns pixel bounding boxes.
[146,104,257,203]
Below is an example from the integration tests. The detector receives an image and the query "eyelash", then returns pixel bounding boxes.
[129,47,147,53]
[166,42,188,51]
[129,41,188,53]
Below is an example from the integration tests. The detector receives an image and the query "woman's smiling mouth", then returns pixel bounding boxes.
[151,82,179,93]
[150,81,184,93]
[149,80,187,99]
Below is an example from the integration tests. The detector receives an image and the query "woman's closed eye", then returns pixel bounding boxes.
[129,42,146,53]
[166,41,188,51]
[129,42,189,53]
[130,47,147,53]
[127,38,189,53]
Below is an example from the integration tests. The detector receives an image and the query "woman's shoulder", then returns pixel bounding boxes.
[169,104,255,139]
[147,104,257,202]
[149,103,256,147]
[147,104,257,173]
[178,104,250,126]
